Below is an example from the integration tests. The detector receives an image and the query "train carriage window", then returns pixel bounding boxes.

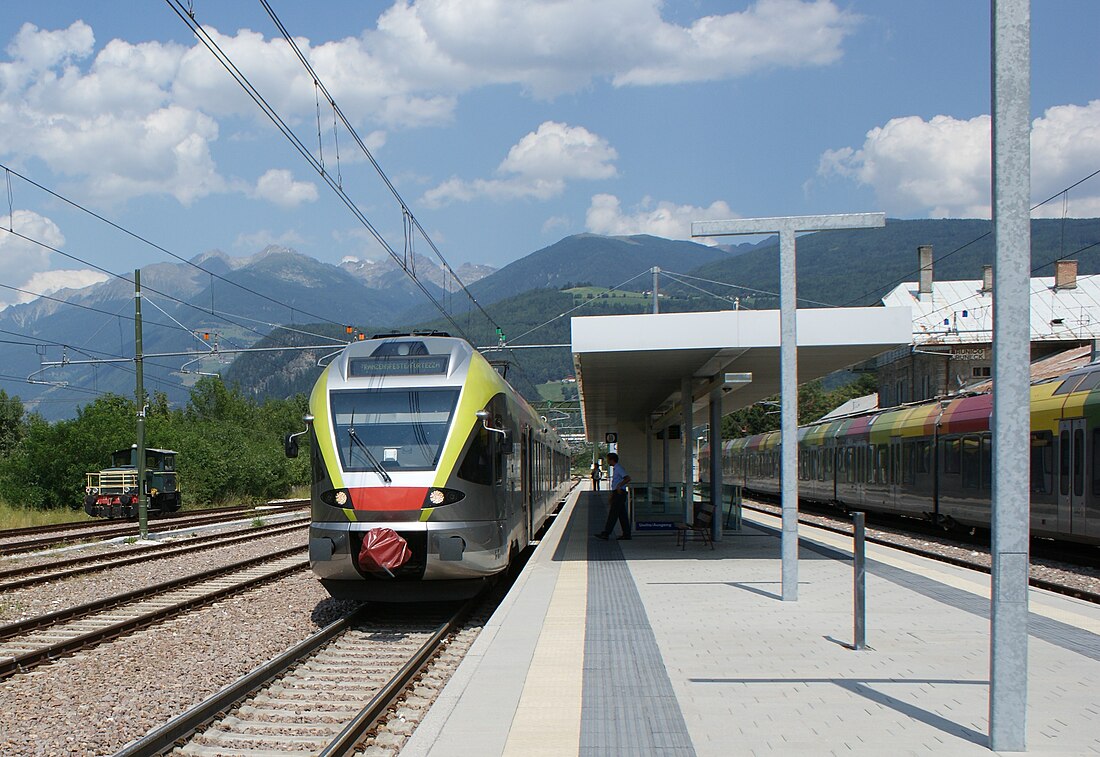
[890,443,901,485]
[1031,431,1053,494]
[1074,427,1085,497]
[1054,374,1087,395]
[917,441,931,474]
[1092,429,1100,495]
[876,446,888,484]
[943,438,962,475]
[980,436,992,490]
[961,436,980,489]
[1060,429,1071,496]
[902,442,917,484]
[1078,371,1100,393]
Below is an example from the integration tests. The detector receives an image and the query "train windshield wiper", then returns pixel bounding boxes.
[348,412,392,483]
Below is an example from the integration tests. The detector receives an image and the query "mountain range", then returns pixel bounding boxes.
[4,219,1099,419]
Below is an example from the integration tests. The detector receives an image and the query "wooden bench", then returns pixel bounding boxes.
[674,502,715,550]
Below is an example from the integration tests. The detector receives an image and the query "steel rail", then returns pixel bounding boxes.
[0,501,308,556]
[0,500,306,541]
[740,500,1100,604]
[114,599,474,757]
[0,545,306,642]
[0,518,308,591]
[320,599,474,756]
[0,554,308,679]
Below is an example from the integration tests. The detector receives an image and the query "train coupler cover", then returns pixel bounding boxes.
[357,527,413,577]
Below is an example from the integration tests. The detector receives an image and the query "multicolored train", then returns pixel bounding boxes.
[290,333,572,600]
[724,362,1100,544]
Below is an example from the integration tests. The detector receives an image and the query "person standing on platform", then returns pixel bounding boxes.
[591,457,603,490]
[595,452,631,540]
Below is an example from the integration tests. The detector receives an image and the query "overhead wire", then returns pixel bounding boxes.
[838,166,1100,308]
[504,269,652,346]
[163,0,478,344]
[0,162,350,339]
[255,0,501,336]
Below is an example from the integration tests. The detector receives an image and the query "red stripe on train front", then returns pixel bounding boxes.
[349,487,429,511]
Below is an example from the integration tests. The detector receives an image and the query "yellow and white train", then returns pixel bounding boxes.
[290,333,571,601]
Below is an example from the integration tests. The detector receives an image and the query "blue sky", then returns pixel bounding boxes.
[0,0,1097,308]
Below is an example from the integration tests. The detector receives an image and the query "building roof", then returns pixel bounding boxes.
[570,306,912,443]
[881,273,1100,345]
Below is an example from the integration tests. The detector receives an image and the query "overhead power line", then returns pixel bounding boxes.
[163,0,488,346]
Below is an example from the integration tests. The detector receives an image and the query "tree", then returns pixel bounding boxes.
[0,389,26,455]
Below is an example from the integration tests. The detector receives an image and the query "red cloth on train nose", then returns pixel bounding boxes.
[358,527,413,576]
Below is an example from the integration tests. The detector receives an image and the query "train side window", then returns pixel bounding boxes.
[1060,430,1071,496]
[1054,374,1087,395]
[1030,431,1053,494]
[917,441,931,474]
[961,436,981,489]
[1093,429,1100,495]
[876,446,888,484]
[902,442,916,484]
[980,435,992,489]
[1078,371,1100,393]
[943,438,961,475]
[457,425,493,486]
[1073,427,1085,497]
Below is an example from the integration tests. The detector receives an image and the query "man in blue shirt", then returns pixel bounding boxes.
[595,452,631,540]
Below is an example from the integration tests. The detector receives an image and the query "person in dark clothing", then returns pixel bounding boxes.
[591,458,602,490]
[595,452,631,540]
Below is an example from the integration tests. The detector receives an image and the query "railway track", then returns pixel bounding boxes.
[741,497,1100,603]
[0,501,308,556]
[0,517,309,591]
[116,601,473,757]
[0,547,308,679]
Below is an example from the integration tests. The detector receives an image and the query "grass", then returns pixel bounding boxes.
[0,501,93,530]
[251,517,267,528]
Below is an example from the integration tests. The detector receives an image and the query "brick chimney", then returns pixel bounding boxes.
[1055,260,1078,289]
[980,264,993,293]
[918,245,933,302]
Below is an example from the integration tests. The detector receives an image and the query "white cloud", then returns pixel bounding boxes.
[372,0,858,99]
[818,100,1100,218]
[253,169,318,208]
[585,194,737,241]
[233,229,306,251]
[542,215,570,234]
[422,122,617,207]
[18,269,109,304]
[0,4,858,210]
[0,210,67,306]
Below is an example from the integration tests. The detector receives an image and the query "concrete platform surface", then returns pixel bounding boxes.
[401,486,1100,756]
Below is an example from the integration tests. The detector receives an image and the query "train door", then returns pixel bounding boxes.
[521,427,533,543]
[1057,418,1088,536]
[887,437,902,511]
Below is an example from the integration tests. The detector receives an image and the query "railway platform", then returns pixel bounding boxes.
[401,484,1100,756]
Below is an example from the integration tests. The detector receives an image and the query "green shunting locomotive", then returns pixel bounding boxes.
[83,446,181,518]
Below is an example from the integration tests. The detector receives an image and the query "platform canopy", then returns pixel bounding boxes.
[571,307,912,441]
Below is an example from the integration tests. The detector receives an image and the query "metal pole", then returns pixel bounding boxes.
[646,417,653,507]
[853,512,866,650]
[134,270,148,541]
[662,425,670,506]
[779,227,798,601]
[990,0,1030,749]
[652,266,660,314]
[710,385,722,542]
[691,213,885,602]
[681,376,694,523]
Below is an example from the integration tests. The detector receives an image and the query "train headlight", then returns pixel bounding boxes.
[424,488,465,507]
[320,488,353,508]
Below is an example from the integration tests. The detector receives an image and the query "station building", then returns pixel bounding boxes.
[875,247,1100,406]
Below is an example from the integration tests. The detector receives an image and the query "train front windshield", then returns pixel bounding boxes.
[330,388,460,472]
